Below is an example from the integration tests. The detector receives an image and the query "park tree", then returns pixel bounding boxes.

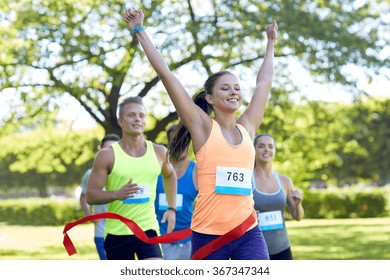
[0,126,103,197]
[1,95,388,196]
[1,0,389,194]
[259,98,390,188]
[333,98,390,186]
[259,97,344,188]
[1,0,388,138]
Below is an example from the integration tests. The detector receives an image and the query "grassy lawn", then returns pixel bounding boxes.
[1,217,389,260]
[0,222,98,260]
[287,217,390,260]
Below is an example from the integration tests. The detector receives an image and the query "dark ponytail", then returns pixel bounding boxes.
[168,90,213,161]
[167,121,190,162]
[168,71,233,161]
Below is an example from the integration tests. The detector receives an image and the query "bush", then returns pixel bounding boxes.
[320,191,354,218]
[0,187,388,226]
[301,189,325,218]
[0,198,84,226]
[354,191,387,218]
[302,187,388,219]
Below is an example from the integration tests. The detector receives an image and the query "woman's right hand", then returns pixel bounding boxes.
[123,9,144,30]
[266,20,278,42]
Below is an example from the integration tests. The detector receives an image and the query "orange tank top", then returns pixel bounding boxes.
[191,119,257,235]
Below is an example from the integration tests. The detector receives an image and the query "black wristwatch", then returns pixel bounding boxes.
[167,207,177,213]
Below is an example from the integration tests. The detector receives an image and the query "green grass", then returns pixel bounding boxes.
[0,222,98,260]
[1,217,389,260]
[287,217,390,260]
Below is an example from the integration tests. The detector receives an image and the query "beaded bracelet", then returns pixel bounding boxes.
[131,26,145,34]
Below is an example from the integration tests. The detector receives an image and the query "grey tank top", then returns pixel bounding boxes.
[252,172,290,255]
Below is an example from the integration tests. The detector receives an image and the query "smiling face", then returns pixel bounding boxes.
[254,135,276,163]
[118,102,146,136]
[205,72,243,113]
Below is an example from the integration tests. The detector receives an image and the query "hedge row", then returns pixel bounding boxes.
[0,198,83,226]
[0,187,388,226]
[301,187,389,219]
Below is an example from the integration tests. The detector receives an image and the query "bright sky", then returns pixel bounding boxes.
[287,59,390,103]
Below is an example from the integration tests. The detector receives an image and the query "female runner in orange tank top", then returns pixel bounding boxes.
[123,8,277,260]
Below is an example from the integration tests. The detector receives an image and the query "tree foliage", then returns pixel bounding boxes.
[1,98,389,196]
[1,0,389,195]
[260,97,390,187]
[0,126,103,196]
[1,0,388,138]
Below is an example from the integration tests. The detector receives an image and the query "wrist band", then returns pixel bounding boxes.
[167,207,177,213]
[131,26,145,34]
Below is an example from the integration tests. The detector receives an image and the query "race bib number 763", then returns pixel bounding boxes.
[215,166,252,196]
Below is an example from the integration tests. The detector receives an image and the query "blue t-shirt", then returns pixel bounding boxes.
[155,161,198,244]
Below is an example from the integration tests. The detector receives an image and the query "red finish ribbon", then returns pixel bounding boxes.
[63,212,191,256]
[191,211,256,260]
[63,211,256,260]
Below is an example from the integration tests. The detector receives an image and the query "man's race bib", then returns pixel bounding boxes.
[215,166,252,196]
[123,184,150,204]
[258,210,284,231]
[158,193,183,211]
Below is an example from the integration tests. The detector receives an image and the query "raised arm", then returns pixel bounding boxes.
[238,20,278,138]
[122,9,209,130]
